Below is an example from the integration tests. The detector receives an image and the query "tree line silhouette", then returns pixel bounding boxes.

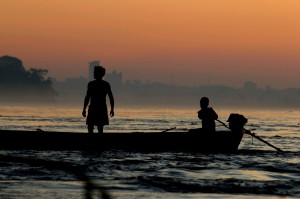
[0,55,57,103]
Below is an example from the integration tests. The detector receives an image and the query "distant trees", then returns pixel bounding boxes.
[0,55,57,103]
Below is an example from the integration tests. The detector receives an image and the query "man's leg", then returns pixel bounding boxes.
[97,125,104,133]
[88,124,94,133]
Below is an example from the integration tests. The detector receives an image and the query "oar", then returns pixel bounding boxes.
[216,119,228,129]
[242,129,283,152]
[216,120,283,152]
[161,127,176,132]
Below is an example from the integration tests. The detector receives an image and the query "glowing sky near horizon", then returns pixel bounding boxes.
[1,0,300,88]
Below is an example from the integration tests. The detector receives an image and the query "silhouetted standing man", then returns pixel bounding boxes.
[198,97,218,132]
[82,66,114,133]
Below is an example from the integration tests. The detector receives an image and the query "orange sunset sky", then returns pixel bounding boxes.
[1,0,300,88]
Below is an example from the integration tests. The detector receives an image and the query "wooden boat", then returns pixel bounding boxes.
[0,129,244,153]
[0,114,248,153]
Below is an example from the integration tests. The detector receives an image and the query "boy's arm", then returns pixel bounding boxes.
[198,110,203,119]
[212,108,218,120]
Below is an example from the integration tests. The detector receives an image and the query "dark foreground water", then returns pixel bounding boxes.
[0,106,299,198]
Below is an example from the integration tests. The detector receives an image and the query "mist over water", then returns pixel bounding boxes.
[0,105,299,198]
[0,105,299,136]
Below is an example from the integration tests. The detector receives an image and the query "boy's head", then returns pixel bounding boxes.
[200,97,209,109]
[94,66,105,79]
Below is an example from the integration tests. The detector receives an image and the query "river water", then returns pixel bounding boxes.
[0,105,299,198]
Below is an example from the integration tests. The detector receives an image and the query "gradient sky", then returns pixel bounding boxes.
[1,0,300,88]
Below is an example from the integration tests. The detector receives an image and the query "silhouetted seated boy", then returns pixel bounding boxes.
[197,97,218,132]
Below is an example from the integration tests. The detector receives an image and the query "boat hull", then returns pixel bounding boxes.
[0,130,243,153]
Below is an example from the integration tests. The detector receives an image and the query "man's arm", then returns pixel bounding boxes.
[82,84,91,117]
[108,88,114,117]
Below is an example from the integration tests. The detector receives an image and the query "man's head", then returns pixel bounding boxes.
[94,66,105,79]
